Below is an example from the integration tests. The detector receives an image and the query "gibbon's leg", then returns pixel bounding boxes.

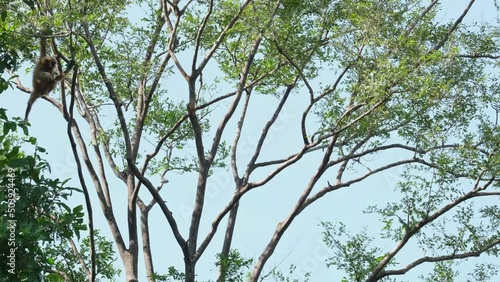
[24,92,40,122]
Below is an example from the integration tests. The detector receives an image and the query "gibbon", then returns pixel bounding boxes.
[24,37,74,122]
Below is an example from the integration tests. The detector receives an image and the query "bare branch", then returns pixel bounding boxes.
[431,0,476,52]
[6,69,32,94]
[195,0,253,74]
[457,54,500,59]
[167,8,190,81]
[404,0,439,37]
[127,159,189,258]
[243,82,296,182]
[66,66,96,281]
[81,23,133,157]
[305,158,421,210]
[67,237,91,278]
[192,0,214,73]
[366,177,496,282]
[250,132,339,279]
[377,239,500,279]
[301,65,351,144]
[231,90,252,183]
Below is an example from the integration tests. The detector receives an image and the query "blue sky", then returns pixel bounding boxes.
[1,0,499,280]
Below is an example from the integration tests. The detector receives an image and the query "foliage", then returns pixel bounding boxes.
[0,110,118,280]
[322,222,387,281]
[45,230,121,281]
[0,114,76,280]
[151,266,186,282]
[271,264,311,282]
[0,19,19,92]
[216,249,253,282]
[151,250,253,282]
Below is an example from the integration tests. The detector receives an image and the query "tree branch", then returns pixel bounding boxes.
[65,66,96,282]
[366,177,496,282]
[127,158,189,258]
[431,0,476,52]
[377,239,500,279]
[195,0,253,74]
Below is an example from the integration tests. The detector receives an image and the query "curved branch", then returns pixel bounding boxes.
[366,177,496,282]
[377,238,500,279]
[242,82,295,182]
[192,0,214,73]
[403,0,439,37]
[195,0,253,74]
[304,158,421,210]
[301,65,351,144]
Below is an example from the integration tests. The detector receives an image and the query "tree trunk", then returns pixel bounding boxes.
[123,251,138,282]
[185,259,196,282]
[140,207,155,281]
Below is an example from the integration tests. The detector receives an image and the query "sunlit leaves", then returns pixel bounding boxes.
[321,221,387,281]
[216,249,253,282]
[0,111,88,280]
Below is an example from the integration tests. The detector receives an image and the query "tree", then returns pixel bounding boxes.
[2,0,499,281]
[0,11,20,93]
[0,22,120,281]
[0,110,121,281]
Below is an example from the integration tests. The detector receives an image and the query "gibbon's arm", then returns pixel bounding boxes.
[36,70,55,83]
